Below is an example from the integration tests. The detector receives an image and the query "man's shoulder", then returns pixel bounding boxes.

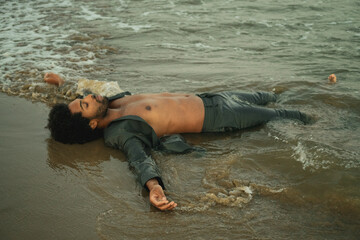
[104,115,159,148]
[108,91,132,101]
[104,117,197,154]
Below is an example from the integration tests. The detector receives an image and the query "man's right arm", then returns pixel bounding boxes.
[44,72,65,86]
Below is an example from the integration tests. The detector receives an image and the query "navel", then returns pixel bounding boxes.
[145,105,151,111]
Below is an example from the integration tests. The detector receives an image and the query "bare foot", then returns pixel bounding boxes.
[44,72,65,86]
[328,74,336,83]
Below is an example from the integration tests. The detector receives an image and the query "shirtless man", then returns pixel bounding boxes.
[46,73,311,211]
[68,92,205,137]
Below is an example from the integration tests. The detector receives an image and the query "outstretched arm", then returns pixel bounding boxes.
[122,138,177,211]
[105,122,178,211]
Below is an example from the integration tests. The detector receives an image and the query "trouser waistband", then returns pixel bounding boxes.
[197,94,224,132]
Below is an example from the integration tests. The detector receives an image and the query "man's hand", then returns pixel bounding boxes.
[146,179,177,211]
[44,72,65,86]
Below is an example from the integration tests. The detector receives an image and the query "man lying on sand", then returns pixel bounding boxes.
[46,73,312,211]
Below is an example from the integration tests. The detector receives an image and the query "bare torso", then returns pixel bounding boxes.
[108,93,205,137]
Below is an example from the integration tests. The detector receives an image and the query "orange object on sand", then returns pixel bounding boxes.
[328,74,337,83]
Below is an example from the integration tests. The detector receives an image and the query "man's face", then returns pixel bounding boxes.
[68,94,109,119]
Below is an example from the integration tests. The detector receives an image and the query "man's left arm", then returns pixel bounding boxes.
[146,178,177,211]
[106,132,177,211]
[122,137,177,210]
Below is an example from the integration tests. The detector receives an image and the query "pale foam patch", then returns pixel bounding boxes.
[79,6,108,21]
[199,185,253,207]
[76,78,123,97]
[178,182,253,212]
[145,42,225,52]
[291,141,331,170]
[176,153,255,211]
[269,129,337,171]
[177,179,287,212]
[291,141,360,170]
[112,22,152,32]
[267,118,360,171]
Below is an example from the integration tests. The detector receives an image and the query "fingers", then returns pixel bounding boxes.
[156,201,177,211]
[150,197,177,211]
[148,184,177,211]
[44,72,55,80]
[166,201,177,210]
[150,197,168,207]
[44,73,50,82]
[44,72,64,86]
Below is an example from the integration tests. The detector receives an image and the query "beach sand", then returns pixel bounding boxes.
[0,93,108,239]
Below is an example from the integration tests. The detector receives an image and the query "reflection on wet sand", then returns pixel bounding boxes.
[46,137,128,173]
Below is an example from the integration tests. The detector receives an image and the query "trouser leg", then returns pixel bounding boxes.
[201,94,310,132]
[227,104,308,129]
[218,91,277,105]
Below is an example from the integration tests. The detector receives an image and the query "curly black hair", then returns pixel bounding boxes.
[47,103,103,144]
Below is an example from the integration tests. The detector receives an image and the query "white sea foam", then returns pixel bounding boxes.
[142,11,156,16]
[57,0,72,7]
[292,142,333,171]
[0,0,114,92]
[79,6,105,21]
[195,43,212,49]
[258,20,273,28]
[113,22,152,32]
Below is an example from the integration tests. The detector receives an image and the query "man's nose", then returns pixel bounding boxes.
[87,94,95,100]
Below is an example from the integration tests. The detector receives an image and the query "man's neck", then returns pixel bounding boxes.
[97,108,123,129]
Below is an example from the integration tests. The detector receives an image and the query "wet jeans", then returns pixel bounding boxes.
[198,91,310,132]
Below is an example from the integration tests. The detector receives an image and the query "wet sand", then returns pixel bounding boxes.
[0,93,105,239]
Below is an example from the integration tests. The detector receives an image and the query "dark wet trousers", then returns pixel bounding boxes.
[198,91,310,132]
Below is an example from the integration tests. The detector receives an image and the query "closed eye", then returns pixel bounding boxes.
[80,100,88,110]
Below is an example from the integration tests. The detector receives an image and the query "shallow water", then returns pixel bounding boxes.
[0,0,359,239]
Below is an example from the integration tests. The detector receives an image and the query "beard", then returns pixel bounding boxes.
[94,96,109,118]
